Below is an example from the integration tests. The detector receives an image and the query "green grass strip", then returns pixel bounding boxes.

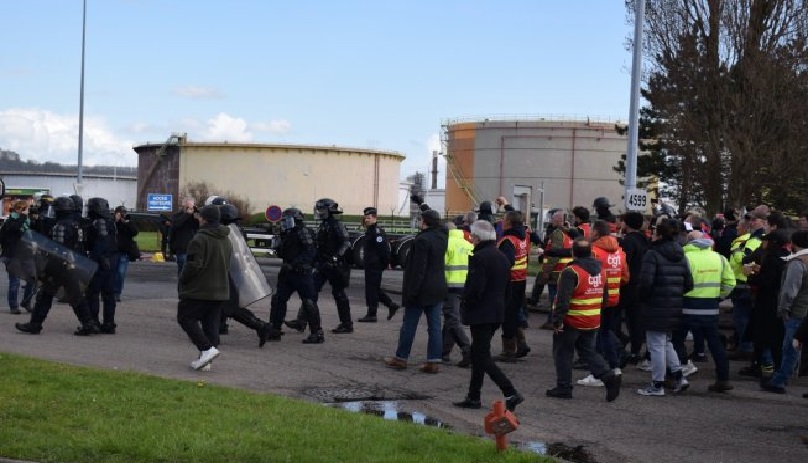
[0,353,547,463]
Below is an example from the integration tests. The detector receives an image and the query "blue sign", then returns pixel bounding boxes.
[147,193,173,212]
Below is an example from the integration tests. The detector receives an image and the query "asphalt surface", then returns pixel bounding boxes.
[0,258,807,463]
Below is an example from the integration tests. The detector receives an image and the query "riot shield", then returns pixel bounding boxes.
[228,224,272,307]
[10,231,98,301]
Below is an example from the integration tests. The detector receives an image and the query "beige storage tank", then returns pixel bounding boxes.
[133,134,405,215]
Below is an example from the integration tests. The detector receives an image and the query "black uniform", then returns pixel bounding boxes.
[314,215,353,332]
[271,218,322,343]
[85,207,119,333]
[15,203,99,335]
[359,222,399,322]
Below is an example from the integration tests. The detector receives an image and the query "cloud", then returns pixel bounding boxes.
[0,108,135,167]
[172,86,223,99]
[200,112,253,141]
[249,119,292,135]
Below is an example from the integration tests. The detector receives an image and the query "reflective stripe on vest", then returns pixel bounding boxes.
[592,246,623,307]
[544,231,573,272]
[498,234,530,281]
[561,264,605,330]
[685,247,726,299]
[445,230,473,289]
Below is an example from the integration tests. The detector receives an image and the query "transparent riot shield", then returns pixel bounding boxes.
[10,231,99,301]
[228,224,272,307]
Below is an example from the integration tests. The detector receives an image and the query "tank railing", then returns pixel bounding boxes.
[443,114,627,126]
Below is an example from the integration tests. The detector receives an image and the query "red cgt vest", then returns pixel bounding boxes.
[558,264,605,330]
[592,246,625,307]
[498,234,531,281]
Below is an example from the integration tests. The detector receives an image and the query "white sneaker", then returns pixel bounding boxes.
[673,377,689,394]
[191,347,220,371]
[681,360,698,377]
[637,383,665,396]
[686,331,694,341]
[576,374,604,387]
[637,359,652,372]
[613,367,622,376]
[201,361,212,372]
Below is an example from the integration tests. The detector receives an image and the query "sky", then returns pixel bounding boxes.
[0,1,635,187]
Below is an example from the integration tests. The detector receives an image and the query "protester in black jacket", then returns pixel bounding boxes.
[452,220,524,411]
[1,200,36,314]
[619,211,650,363]
[385,210,448,373]
[113,206,138,302]
[170,197,199,274]
[636,218,694,396]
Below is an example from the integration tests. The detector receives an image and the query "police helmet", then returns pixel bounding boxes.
[38,195,54,210]
[281,207,304,231]
[314,198,341,220]
[205,195,228,206]
[219,204,240,225]
[87,197,110,217]
[69,195,83,213]
[593,197,612,210]
[53,197,75,213]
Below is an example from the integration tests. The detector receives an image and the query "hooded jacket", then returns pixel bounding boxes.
[638,239,694,332]
[401,225,448,307]
[179,224,232,301]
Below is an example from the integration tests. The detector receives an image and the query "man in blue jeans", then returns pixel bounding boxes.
[385,209,448,374]
[762,230,807,394]
[675,231,737,392]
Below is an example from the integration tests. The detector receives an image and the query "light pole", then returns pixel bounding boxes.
[76,0,87,196]
[624,0,644,196]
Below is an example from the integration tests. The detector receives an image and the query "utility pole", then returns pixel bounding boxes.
[76,0,87,197]
[625,0,644,195]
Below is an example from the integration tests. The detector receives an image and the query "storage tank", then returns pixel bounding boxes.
[443,118,628,216]
[133,134,405,215]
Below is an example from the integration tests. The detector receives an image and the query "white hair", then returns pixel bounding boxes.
[470,220,496,241]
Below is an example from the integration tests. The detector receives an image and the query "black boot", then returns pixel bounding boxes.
[99,323,117,334]
[285,319,307,333]
[74,321,101,336]
[259,324,283,347]
[15,322,42,334]
[358,309,377,323]
[386,302,401,321]
[456,347,472,368]
[302,329,325,344]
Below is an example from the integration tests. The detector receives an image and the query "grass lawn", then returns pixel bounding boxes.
[0,353,548,463]
[134,231,162,253]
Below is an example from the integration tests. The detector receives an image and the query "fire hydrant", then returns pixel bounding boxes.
[484,400,519,452]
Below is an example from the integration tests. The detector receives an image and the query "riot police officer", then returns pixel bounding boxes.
[30,195,55,236]
[84,197,119,333]
[15,197,100,335]
[593,197,618,235]
[312,198,353,333]
[270,208,323,343]
[218,202,278,346]
[358,207,399,322]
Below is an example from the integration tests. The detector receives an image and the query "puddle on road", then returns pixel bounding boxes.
[329,401,451,429]
[514,440,596,462]
[330,401,596,462]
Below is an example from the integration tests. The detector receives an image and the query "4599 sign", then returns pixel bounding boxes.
[625,189,648,212]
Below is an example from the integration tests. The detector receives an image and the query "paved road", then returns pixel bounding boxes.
[0,259,806,463]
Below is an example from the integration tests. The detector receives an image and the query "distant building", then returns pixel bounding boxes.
[443,117,628,216]
[132,134,405,216]
[0,161,136,217]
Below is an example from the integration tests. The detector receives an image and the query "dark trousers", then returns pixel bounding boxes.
[177,299,222,351]
[620,288,644,356]
[86,254,118,326]
[552,327,610,390]
[271,270,319,330]
[364,268,396,314]
[673,314,730,381]
[467,323,517,401]
[502,280,525,338]
[314,265,351,326]
[597,306,621,369]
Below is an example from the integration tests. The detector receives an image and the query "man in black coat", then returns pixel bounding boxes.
[384,210,448,373]
[452,220,524,411]
[170,197,199,274]
[358,207,399,322]
[618,211,650,364]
